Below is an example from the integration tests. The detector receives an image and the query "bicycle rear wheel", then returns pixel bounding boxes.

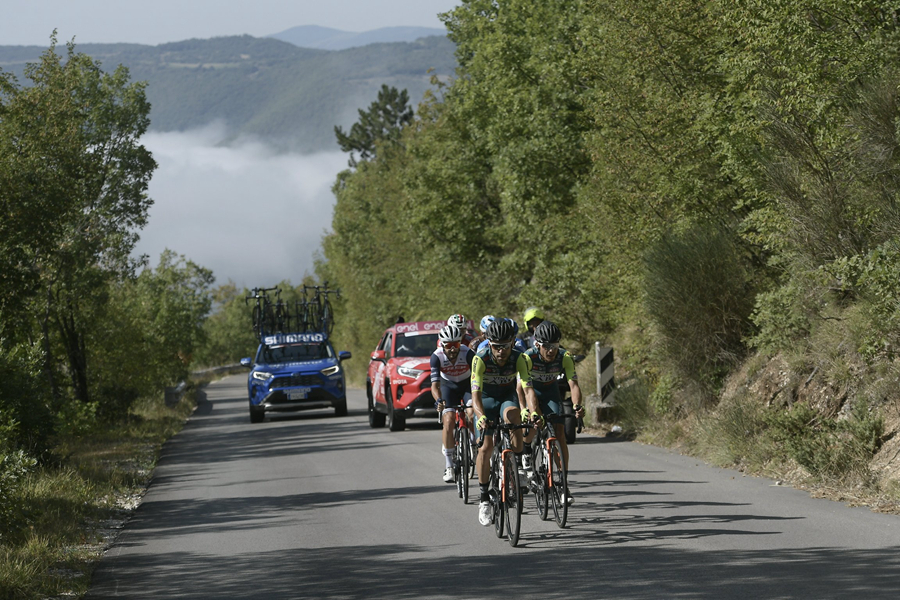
[251,305,262,338]
[491,447,504,538]
[322,298,334,336]
[503,449,522,547]
[548,438,568,528]
[533,442,549,520]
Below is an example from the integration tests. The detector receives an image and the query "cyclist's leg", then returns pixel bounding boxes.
[500,395,524,453]
[477,395,501,490]
[441,384,463,474]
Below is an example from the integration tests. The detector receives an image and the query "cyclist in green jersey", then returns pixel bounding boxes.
[517,320,585,505]
[471,319,539,526]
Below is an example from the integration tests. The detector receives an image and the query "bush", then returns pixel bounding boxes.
[643,224,756,402]
[0,450,37,540]
[768,402,884,482]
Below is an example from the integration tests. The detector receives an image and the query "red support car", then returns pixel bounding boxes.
[366,319,473,431]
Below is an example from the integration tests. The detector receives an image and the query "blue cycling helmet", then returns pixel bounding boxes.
[479,315,496,333]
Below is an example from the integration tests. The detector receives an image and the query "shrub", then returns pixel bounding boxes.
[643,224,756,402]
[768,401,884,482]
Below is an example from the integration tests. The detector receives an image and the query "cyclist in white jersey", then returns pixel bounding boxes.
[431,324,475,483]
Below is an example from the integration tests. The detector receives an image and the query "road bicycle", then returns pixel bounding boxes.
[529,413,571,528]
[478,420,531,547]
[245,287,278,339]
[302,282,341,335]
[453,407,476,504]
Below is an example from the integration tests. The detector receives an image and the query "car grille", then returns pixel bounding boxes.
[270,374,321,389]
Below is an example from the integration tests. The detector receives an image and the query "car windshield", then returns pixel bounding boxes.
[394,332,439,357]
[259,343,332,363]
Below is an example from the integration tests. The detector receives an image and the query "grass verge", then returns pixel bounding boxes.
[0,387,198,600]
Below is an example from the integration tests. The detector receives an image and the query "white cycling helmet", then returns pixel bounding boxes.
[438,324,463,343]
[479,314,495,333]
[447,313,467,329]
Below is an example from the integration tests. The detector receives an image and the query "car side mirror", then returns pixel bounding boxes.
[240,357,252,368]
[339,351,352,361]
[371,350,386,361]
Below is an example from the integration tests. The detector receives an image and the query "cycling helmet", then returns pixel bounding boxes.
[486,319,516,343]
[534,320,562,344]
[447,313,467,329]
[523,306,545,323]
[479,314,496,333]
[504,317,520,336]
[438,324,463,343]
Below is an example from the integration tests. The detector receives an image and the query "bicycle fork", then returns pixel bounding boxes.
[500,448,514,502]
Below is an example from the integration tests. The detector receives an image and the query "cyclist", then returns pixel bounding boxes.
[468,314,495,350]
[472,319,539,526]
[431,324,475,483]
[517,320,585,505]
[521,306,545,349]
[475,317,527,353]
[447,313,476,347]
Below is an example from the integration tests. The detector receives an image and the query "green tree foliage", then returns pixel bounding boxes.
[320,0,900,426]
[335,84,415,166]
[0,40,223,455]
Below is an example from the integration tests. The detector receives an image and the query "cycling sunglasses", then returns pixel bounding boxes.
[489,341,513,350]
[442,341,461,349]
[539,342,560,351]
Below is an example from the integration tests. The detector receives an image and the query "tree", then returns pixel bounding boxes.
[0,36,156,404]
[334,84,414,166]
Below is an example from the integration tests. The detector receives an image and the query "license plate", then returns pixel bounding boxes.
[288,387,311,400]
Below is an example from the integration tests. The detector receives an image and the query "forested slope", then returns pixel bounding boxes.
[320,0,900,499]
[0,34,456,151]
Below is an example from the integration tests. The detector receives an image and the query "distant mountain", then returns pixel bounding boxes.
[268,25,448,50]
[0,34,457,152]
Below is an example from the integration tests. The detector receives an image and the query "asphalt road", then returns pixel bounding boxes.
[86,374,900,599]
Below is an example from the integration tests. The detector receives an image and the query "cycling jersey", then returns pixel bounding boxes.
[522,347,576,413]
[471,346,533,396]
[430,345,474,383]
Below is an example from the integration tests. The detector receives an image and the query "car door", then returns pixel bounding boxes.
[370,332,392,407]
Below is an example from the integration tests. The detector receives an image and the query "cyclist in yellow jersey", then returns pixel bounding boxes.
[517,320,585,505]
[471,319,539,526]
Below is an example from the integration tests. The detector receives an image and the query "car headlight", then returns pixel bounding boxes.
[397,366,425,378]
[321,365,340,376]
[252,371,272,382]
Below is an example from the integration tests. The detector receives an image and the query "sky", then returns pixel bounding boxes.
[4,0,460,288]
[2,1,460,46]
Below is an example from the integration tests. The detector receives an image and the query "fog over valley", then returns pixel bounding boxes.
[134,124,347,288]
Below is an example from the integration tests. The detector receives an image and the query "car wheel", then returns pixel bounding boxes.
[368,384,385,428]
[387,386,405,432]
[249,402,264,424]
[334,397,348,417]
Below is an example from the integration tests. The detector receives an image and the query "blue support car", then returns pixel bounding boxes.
[241,332,352,423]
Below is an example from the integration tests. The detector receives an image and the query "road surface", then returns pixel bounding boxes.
[87,374,900,599]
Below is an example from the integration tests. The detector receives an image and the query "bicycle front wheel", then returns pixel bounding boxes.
[491,448,504,538]
[533,442,549,520]
[503,449,522,547]
[456,430,471,504]
[548,438,568,528]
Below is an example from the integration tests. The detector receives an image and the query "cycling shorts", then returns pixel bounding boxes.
[534,386,561,416]
[440,379,472,409]
[480,390,519,432]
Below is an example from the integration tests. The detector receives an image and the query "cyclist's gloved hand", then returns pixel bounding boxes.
[476,415,488,431]
[574,403,585,418]
[520,408,530,422]
[530,412,545,428]
[435,400,445,412]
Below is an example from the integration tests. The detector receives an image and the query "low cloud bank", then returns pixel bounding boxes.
[133,125,347,288]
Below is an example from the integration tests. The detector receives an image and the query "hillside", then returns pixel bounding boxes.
[268,25,448,50]
[0,34,457,152]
